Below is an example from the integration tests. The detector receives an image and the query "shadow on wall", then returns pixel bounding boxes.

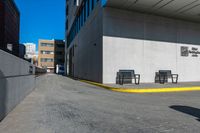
[104,9,200,45]
[170,105,200,122]
[0,70,7,121]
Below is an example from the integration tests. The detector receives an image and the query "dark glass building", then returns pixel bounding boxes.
[18,44,26,58]
[0,0,20,56]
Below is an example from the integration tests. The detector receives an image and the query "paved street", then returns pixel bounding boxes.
[0,74,200,133]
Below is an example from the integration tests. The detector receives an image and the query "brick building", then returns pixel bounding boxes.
[38,39,65,73]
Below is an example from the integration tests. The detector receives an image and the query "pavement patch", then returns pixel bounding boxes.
[80,80,200,93]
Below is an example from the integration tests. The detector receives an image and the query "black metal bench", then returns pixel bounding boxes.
[116,70,140,85]
[155,70,178,84]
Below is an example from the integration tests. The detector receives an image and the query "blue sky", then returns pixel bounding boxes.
[14,0,65,51]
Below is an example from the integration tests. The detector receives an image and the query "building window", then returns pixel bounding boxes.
[80,8,83,27]
[41,51,54,54]
[83,3,86,23]
[56,59,64,63]
[67,0,100,47]
[77,14,79,31]
[57,44,65,48]
[66,5,69,15]
[86,0,90,17]
[40,43,54,47]
[91,0,94,10]
[41,58,54,62]
[56,51,63,55]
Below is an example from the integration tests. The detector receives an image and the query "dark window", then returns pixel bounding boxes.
[83,3,86,23]
[67,0,99,47]
[56,51,63,55]
[57,44,65,48]
[90,0,93,11]
[91,0,94,10]
[41,51,54,54]
[87,0,90,17]
[80,10,82,27]
[40,43,54,47]
[41,58,54,62]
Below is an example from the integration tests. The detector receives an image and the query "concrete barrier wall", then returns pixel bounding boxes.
[0,49,36,121]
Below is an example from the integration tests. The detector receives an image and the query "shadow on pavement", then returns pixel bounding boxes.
[170,105,200,122]
[0,70,7,122]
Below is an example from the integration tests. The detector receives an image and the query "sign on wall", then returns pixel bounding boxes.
[181,46,200,57]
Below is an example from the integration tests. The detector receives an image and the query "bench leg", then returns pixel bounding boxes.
[119,75,122,85]
[159,75,166,84]
[119,75,124,85]
[172,76,174,84]
[172,75,178,84]
[134,75,140,85]
[122,76,124,85]
[176,75,178,83]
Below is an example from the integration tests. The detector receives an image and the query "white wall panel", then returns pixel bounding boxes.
[103,7,200,83]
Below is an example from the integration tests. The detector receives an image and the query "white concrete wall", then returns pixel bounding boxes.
[69,3,103,82]
[103,7,200,83]
[0,50,36,121]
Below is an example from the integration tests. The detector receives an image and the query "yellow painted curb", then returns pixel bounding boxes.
[81,80,200,93]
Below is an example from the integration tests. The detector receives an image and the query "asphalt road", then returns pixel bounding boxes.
[0,74,200,133]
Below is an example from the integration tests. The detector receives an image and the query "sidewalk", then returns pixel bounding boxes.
[81,80,200,93]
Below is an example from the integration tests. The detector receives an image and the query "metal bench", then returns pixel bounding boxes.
[116,70,140,85]
[155,70,178,84]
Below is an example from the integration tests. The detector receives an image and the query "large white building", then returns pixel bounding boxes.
[24,43,36,59]
[66,0,200,83]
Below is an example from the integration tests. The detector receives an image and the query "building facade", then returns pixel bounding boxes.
[24,43,38,65]
[24,43,36,59]
[38,39,65,72]
[66,0,200,83]
[18,44,26,58]
[0,0,20,56]
[54,40,65,70]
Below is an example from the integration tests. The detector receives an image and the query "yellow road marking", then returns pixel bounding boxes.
[81,80,200,93]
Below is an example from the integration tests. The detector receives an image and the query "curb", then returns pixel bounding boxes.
[80,80,200,93]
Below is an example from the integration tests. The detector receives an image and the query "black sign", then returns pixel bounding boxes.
[181,46,200,57]
[181,46,189,57]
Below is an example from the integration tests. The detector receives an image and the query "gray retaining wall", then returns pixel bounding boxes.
[0,49,36,121]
